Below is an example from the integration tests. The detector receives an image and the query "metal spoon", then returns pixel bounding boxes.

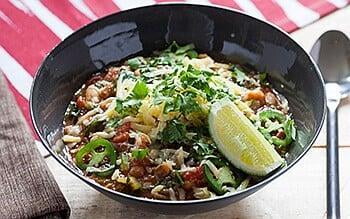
[310,30,350,219]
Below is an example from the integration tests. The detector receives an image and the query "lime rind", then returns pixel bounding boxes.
[209,99,283,176]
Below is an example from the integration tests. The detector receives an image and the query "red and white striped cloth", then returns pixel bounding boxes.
[0,0,349,142]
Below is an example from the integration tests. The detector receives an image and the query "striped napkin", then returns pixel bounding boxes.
[0,0,349,147]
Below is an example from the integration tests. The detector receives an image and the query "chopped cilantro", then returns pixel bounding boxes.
[175,43,195,55]
[127,57,143,70]
[115,98,142,117]
[186,50,198,59]
[114,79,148,117]
[106,118,120,128]
[231,66,246,84]
[181,92,202,114]
[132,80,149,99]
[120,153,129,171]
[131,148,149,160]
[149,56,174,67]
[161,120,187,144]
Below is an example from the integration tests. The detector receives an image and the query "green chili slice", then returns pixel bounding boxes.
[271,119,295,147]
[76,138,117,177]
[204,164,236,195]
[258,109,296,148]
[259,109,286,123]
[204,165,224,195]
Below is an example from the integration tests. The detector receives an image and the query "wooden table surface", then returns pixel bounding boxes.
[43,6,350,218]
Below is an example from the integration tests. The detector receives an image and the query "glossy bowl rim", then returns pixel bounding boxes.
[30,3,326,206]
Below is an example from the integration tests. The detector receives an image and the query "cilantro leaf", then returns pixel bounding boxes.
[115,98,142,117]
[106,118,120,128]
[186,50,198,59]
[114,80,148,117]
[175,44,195,55]
[131,148,150,160]
[127,57,143,70]
[149,56,173,67]
[231,66,246,84]
[163,94,182,114]
[165,41,180,53]
[163,42,197,59]
[181,92,202,114]
[161,120,187,144]
[132,80,148,99]
[193,142,214,158]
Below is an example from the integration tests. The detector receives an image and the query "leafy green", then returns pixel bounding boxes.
[179,65,216,101]
[131,148,150,160]
[83,120,105,136]
[193,142,215,158]
[115,98,142,118]
[120,153,129,172]
[187,50,198,58]
[175,43,195,55]
[65,101,80,118]
[160,42,198,60]
[127,57,143,70]
[231,66,246,84]
[106,118,120,128]
[132,80,149,99]
[149,56,174,67]
[161,120,187,144]
[175,171,184,185]
[181,92,202,114]
[114,79,148,117]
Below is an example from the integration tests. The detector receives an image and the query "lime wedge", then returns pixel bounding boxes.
[208,99,283,176]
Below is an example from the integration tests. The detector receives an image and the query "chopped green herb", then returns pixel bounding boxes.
[161,120,187,144]
[106,118,120,128]
[115,98,142,118]
[175,171,184,185]
[131,148,150,160]
[127,57,143,70]
[132,80,149,99]
[175,43,195,55]
[120,153,129,171]
[231,66,246,84]
[187,50,198,58]
[84,120,105,136]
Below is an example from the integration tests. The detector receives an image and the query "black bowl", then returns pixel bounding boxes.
[30,3,326,215]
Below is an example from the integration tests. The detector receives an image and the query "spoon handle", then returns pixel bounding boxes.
[327,107,340,219]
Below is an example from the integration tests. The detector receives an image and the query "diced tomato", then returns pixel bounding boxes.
[182,166,205,188]
[76,96,87,109]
